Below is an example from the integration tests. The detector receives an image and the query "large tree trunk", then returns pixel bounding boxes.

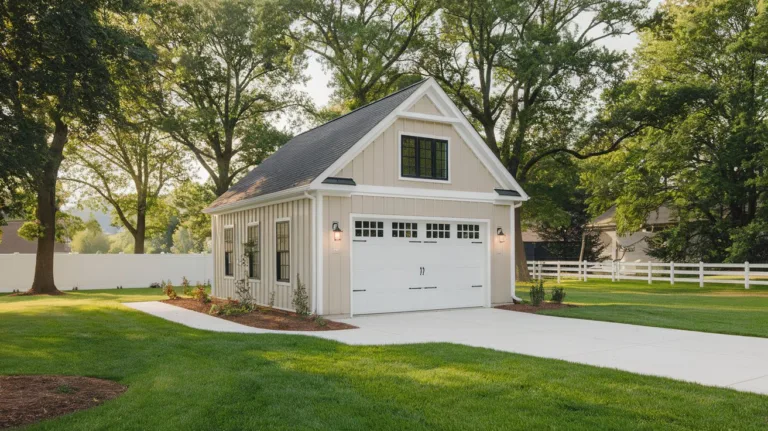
[134,208,146,254]
[28,117,68,295]
[514,213,531,282]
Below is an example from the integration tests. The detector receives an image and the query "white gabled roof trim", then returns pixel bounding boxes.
[309,78,529,200]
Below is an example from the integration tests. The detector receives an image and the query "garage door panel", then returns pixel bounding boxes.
[352,217,488,315]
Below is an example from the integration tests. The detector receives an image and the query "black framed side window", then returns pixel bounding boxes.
[247,224,260,280]
[401,135,448,180]
[276,221,290,282]
[224,227,234,276]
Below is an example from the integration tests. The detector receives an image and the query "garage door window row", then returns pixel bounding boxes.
[353,221,482,240]
[354,220,384,238]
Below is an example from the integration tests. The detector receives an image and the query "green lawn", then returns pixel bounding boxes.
[2,289,768,430]
[518,278,768,338]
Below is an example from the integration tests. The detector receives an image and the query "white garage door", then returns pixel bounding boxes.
[351,218,487,315]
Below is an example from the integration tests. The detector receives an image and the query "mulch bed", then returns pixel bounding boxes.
[163,298,357,331]
[495,302,577,314]
[0,375,126,429]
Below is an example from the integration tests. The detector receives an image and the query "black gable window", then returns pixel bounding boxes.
[401,135,448,181]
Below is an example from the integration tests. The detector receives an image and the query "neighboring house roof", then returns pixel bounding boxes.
[0,220,70,254]
[521,230,543,242]
[208,79,429,210]
[590,205,676,230]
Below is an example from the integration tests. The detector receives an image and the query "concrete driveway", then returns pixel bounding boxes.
[127,302,768,395]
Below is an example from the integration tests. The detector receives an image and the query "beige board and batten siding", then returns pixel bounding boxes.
[322,195,512,316]
[212,198,312,311]
[335,117,501,192]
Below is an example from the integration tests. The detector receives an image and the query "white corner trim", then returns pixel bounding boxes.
[316,192,324,315]
[397,131,452,184]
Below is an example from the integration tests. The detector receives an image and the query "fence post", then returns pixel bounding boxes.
[670,261,675,285]
[557,261,561,284]
[647,261,652,284]
[583,260,588,282]
[538,262,543,281]
[617,261,621,281]
[699,261,704,288]
[611,261,615,282]
[745,261,750,290]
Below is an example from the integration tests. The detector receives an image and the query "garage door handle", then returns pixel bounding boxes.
[472,241,483,244]
[353,239,367,243]
[424,286,437,289]
[353,289,366,292]
[471,285,482,288]
[409,287,422,290]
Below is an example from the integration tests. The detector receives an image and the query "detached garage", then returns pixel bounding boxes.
[204,78,529,316]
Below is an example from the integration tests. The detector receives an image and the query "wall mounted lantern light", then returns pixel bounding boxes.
[332,222,343,241]
[497,227,506,243]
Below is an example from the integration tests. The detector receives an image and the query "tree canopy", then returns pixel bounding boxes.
[584,0,768,263]
[149,0,302,196]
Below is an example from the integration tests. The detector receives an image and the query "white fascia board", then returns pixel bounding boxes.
[314,184,525,204]
[202,185,310,215]
[396,111,461,124]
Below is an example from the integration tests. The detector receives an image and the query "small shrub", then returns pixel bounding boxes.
[210,300,251,316]
[149,282,161,289]
[192,283,210,303]
[234,279,255,311]
[551,287,566,304]
[292,274,310,316]
[530,280,546,306]
[163,281,177,300]
[314,315,327,327]
[268,290,275,308]
[181,276,191,296]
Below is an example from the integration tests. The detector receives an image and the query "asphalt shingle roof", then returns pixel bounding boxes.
[208,79,428,210]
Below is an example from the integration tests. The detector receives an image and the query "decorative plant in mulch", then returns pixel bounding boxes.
[163,280,178,300]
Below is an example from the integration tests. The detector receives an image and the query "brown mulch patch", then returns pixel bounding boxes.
[495,302,577,314]
[163,298,357,331]
[0,375,126,429]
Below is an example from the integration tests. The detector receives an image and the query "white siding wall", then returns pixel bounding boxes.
[212,198,313,311]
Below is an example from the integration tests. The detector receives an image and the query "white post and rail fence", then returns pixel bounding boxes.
[0,253,213,293]
[527,260,767,289]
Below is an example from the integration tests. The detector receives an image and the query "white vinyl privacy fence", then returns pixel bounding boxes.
[527,260,768,289]
[0,253,213,292]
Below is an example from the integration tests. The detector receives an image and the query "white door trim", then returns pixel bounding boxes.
[349,213,491,316]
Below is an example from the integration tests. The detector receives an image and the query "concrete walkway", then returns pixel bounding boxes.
[126,302,768,395]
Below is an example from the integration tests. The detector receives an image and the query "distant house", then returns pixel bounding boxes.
[522,231,580,261]
[590,206,676,262]
[0,220,71,254]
